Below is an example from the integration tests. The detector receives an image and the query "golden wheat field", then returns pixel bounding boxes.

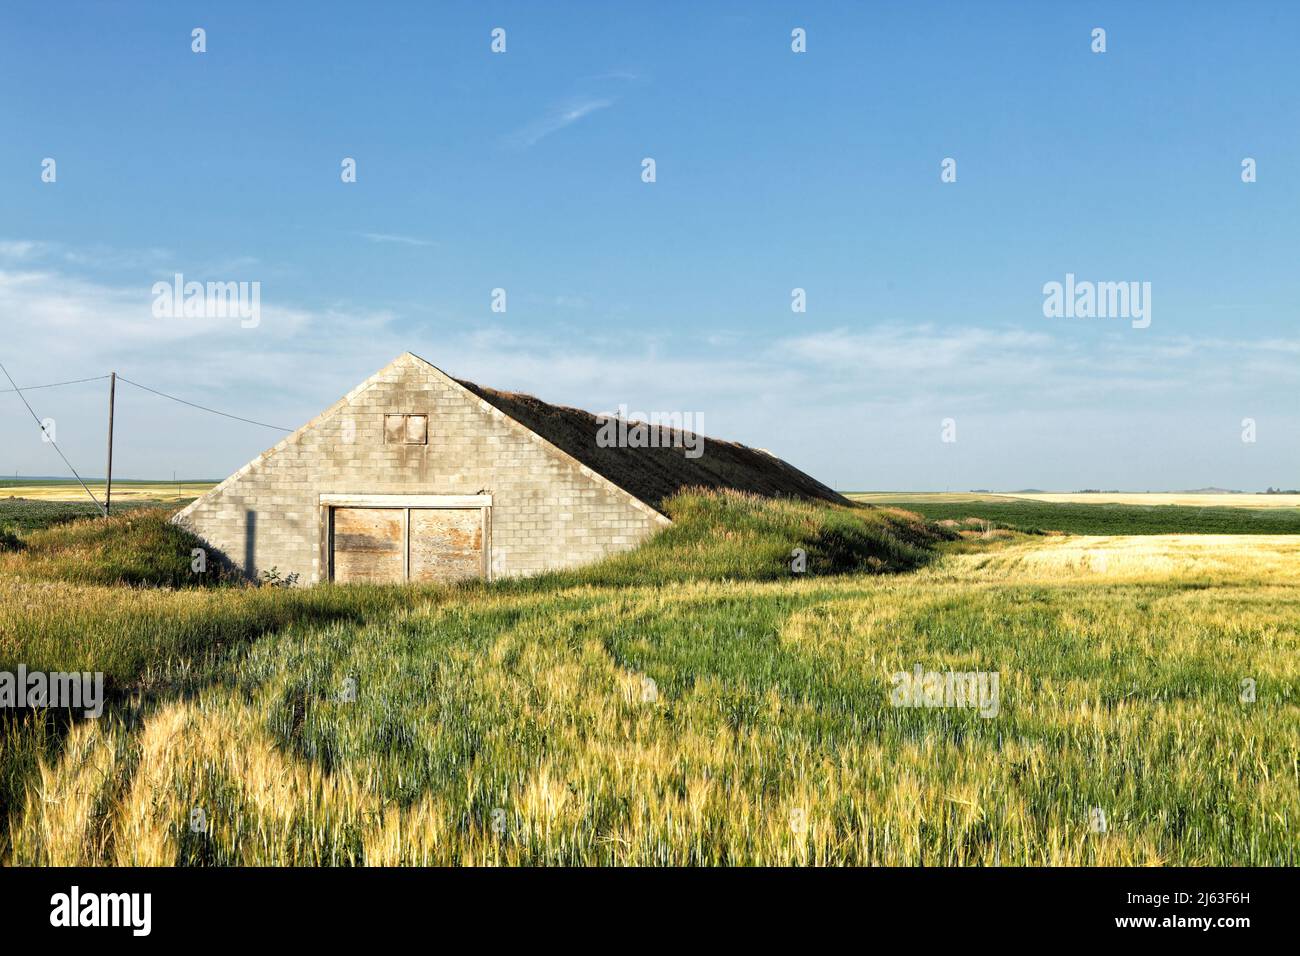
[3,505,1296,867]
[0,482,213,504]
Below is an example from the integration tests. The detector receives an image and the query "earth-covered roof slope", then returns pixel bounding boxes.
[455,378,847,512]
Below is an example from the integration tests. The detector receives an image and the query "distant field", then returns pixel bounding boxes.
[0,498,184,535]
[996,491,1300,509]
[0,479,214,503]
[851,491,1300,508]
[849,492,1300,535]
[850,492,1013,505]
[0,480,208,534]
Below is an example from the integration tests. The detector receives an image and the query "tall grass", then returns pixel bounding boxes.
[0,509,242,588]
[0,509,455,847]
[2,496,1296,865]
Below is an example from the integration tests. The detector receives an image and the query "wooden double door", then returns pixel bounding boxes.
[330,505,487,583]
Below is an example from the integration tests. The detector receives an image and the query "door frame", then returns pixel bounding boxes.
[319,493,492,584]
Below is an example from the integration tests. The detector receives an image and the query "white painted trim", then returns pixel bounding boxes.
[320,493,492,508]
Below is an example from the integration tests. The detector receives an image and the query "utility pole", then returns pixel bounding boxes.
[105,371,116,517]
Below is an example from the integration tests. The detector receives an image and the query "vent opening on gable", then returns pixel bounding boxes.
[384,413,428,444]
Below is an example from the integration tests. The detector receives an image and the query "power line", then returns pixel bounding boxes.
[2,367,290,517]
[0,374,112,393]
[116,376,292,432]
[0,360,106,515]
[0,372,292,431]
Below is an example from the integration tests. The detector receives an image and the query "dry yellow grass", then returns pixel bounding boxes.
[1,482,213,503]
[931,534,1300,585]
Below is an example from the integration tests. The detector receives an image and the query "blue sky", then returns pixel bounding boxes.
[2,1,1297,490]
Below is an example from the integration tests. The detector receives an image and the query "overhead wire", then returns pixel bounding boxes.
[116,376,292,432]
[0,360,106,514]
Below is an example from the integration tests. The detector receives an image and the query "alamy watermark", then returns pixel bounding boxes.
[152,272,261,328]
[889,664,1000,718]
[1042,273,1150,329]
[50,886,150,936]
[596,405,704,459]
[1,665,104,718]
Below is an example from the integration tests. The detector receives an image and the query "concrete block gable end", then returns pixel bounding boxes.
[173,353,669,584]
[173,351,837,584]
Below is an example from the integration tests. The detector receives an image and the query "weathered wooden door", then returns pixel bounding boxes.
[409,508,484,582]
[330,505,486,583]
[330,507,405,583]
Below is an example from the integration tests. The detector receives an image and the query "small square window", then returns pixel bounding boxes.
[405,414,428,444]
[384,413,428,445]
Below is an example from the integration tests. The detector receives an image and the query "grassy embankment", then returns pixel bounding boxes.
[1,491,1296,865]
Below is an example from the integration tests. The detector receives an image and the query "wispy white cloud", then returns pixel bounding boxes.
[0,240,48,259]
[0,238,172,270]
[780,325,1057,375]
[360,232,436,248]
[508,97,614,148]
[1,246,1296,489]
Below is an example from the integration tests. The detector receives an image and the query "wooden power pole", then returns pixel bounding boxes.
[105,371,116,517]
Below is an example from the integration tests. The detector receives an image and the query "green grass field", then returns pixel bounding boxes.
[1,492,1295,866]
[847,493,1300,535]
[0,498,178,536]
[0,479,208,535]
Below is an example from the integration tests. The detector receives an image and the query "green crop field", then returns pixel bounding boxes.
[0,498,181,536]
[0,479,207,536]
[1,492,1295,866]
[846,493,1300,535]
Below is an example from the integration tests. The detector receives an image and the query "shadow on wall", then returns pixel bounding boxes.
[244,509,256,580]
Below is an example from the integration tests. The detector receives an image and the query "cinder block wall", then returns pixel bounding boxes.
[174,355,669,583]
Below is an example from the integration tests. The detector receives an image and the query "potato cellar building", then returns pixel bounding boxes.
[173,353,844,584]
